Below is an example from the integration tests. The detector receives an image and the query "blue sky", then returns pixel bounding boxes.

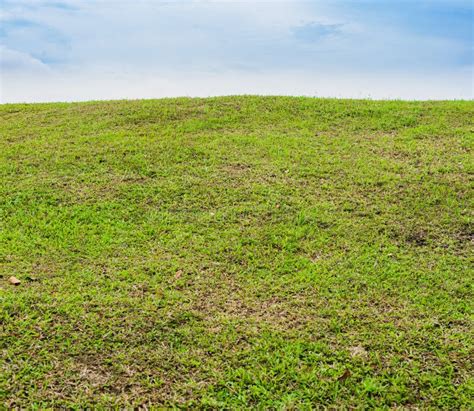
[1,0,472,102]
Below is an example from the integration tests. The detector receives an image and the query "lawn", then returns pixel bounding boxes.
[1,96,473,408]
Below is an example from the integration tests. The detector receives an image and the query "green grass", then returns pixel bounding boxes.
[1,96,473,408]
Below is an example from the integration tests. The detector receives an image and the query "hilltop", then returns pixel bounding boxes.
[1,96,473,407]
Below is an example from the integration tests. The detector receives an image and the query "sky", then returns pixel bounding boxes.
[0,0,473,102]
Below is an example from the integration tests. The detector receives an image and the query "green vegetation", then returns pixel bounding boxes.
[1,96,473,408]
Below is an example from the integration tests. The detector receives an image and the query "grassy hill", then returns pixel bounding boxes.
[1,96,473,408]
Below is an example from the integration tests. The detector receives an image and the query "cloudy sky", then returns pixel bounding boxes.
[0,0,472,102]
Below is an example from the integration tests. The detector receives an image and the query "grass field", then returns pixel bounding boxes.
[1,96,473,408]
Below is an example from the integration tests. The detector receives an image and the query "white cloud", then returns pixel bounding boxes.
[0,0,472,102]
[0,45,50,72]
[2,66,472,103]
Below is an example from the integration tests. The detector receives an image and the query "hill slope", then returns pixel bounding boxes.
[1,97,473,408]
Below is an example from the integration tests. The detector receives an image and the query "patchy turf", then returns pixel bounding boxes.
[0,96,473,408]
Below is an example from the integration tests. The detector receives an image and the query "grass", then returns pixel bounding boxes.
[0,96,473,408]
